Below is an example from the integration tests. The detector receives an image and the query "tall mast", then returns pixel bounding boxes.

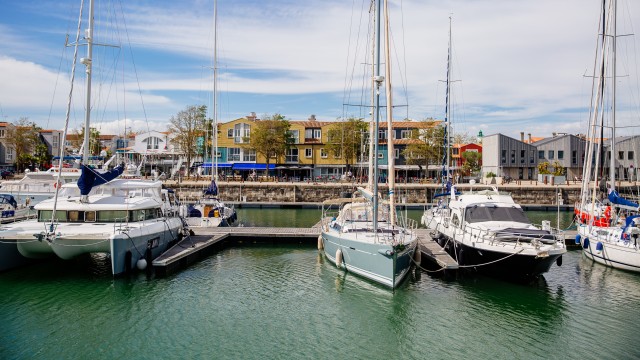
[372,0,382,231]
[212,0,219,179]
[383,0,395,226]
[367,3,376,192]
[442,16,452,187]
[610,0,617,192]
[82,0,95,165]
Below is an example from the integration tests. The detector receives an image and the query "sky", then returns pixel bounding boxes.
[1,0,640,140]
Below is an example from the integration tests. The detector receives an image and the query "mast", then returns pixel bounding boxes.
[442,16,452,188]
[372,0,382,231]
[82,0,95,165]
[610,0,617,192]
[212,0,219,180]
[367,3,376,192]
[383,0,396,226]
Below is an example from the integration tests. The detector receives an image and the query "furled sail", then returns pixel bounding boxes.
[77,163,125,196]
[608,189,640,211]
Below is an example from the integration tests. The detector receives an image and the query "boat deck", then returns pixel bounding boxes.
[153,225,460,275]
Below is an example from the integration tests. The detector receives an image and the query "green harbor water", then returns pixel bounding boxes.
[2,209,639,359]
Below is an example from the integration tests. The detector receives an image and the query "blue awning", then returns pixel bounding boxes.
[201,162,233,168]
[53,155,103,160]
[232,163,275,170]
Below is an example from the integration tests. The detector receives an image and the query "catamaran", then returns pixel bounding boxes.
[0,0,185,275]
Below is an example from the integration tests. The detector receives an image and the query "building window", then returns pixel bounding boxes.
[520,150,525,164]
[548,150,554,160]
[305,148,312,158]
[305,129,321,140]
[0,129,5,138]
[378,129,387,140]
[400,130,412,139]
[619,151,624,160]
[501,150,506,164]
[395,149,400,159]
[511,150,515,164]
[572,150,577,164]
[558,150,564,160]
[243,150,256,162]
[228,148,241,162]
[530,150,534,164]
[227,129,233,138]
[288,130,299,144]
[452,148,459,155]
[145,136,162,150]
[6,147,13,161]
[629,151,634,161]
[285,148,299,163]
[320,149,328,158]
[538,150,544,159]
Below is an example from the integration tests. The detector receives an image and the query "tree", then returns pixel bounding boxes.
[5,117,41,171]
[70,126,102,156]
[461,151,481,176]
[242,113,293,175]
[326,117,368,169]
[401,120,445,175]
[168,105,207,177]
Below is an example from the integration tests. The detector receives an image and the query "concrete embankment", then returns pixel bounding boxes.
[164,178,639,207]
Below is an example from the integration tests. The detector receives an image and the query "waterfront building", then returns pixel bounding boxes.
[531,133,587,181]
[0,122,15,170]
[482,133,537,180]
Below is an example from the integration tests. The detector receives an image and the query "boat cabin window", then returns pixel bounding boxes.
[97,210,128,222]
[38,210,68,222]
[464,205,530,224]
[131,208,161,221]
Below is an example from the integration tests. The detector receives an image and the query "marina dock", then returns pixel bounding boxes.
[153,225,459,276]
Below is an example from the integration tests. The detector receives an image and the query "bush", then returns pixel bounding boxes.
[485,172,496,178]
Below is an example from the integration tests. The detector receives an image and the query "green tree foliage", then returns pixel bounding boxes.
[552,160,565,176]
[5,117,41,171]
[326,117,368,167]
[537,161,551,175]
[401,120,444,171]
[70,126,102,156]
[168,105,207,177]
[242,113,293,175]
[461,151,481,176]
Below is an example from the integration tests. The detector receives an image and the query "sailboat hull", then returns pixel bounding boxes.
[321,230,415,288]
[578,225,640,272]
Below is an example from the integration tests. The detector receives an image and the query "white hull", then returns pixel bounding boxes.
[578,225,640,272]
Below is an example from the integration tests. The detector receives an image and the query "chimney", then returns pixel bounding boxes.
[309,114,316,121]
[528,133,532,143]
[520,132,524,142]
[247,112,257,121]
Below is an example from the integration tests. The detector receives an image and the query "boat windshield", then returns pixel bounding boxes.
[464,205,530,224]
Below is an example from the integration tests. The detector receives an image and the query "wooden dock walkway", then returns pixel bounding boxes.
[152,225,458,276]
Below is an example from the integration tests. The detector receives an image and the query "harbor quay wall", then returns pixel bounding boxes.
[163,179,635,207]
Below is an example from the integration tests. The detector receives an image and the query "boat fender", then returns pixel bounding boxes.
[378,249,394,256]
[458,249,465,265]
[336,249,343,268]
[318,235,324,250]
[413,248,421,264]
[556,255,562,267]
[596,242,603,252]
[574,234,581,245]
[583,237,590,249]
[136,258,147,270]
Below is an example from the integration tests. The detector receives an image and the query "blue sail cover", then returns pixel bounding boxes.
[77,163,125,196]
[0,194,17,208]
[203,179,218,196]
[608,190,639,209]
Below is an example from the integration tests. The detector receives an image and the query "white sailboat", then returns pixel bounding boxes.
[183,0,236,228]
[320,0,417,289]
[576,0,640,272]
[422,18,566,280]
[0,0,185,275]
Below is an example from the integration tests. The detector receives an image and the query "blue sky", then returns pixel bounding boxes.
[1,0,639,139]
